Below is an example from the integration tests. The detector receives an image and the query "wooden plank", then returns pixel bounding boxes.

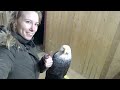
[0,13,4,25]
[69,22,81,74]
[105,43,120,79]
[81,12,99,78]
[100,13,120,78]
[85,12,102,78]
[45,11,75,53]
[45,11,56,54]
[88,12,110,79]
[95,11,120,79]
[0,11,10,26]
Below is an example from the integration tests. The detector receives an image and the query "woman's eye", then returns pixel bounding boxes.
[35,23,39,26]
[26,21,31,23]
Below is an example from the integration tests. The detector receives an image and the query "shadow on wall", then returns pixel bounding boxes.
[112,72,120,79]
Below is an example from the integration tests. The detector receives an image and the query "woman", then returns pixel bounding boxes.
[0,11,53,79]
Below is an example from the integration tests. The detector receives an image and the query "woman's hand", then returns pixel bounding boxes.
[44,55,53,68]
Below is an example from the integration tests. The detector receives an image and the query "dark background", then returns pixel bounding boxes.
[34,11,45,46]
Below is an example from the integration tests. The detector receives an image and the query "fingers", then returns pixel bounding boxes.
[44,56,53,68]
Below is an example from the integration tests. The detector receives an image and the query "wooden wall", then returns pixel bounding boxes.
[102,22,120,79]
[44,11,120,79]
[0,11,5,25]
[0,11,10,26]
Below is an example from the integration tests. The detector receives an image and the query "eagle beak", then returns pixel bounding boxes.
[63,48,66,54]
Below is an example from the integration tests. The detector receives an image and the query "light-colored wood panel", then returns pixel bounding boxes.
[0,12,3,25]
[45,11,75,53]
[45,11,120,79]
[102,22,120,79]
[0,11,10,26]
[94,11,120,79]
[70,11,92,74]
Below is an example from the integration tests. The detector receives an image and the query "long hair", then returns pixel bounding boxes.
[4,11,42,49]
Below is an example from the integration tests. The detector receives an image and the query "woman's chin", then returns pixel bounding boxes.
[24,37,32,40]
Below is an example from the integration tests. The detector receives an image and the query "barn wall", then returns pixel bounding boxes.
[45,11,120,79]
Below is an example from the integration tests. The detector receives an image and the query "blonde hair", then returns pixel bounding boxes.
[5,11,42,49]
[7,11,42,32]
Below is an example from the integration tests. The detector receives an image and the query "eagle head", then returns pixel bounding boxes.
[57,45,72,60]
[60,45,71,54]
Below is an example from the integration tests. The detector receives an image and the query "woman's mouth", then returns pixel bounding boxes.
[26,33,34,37]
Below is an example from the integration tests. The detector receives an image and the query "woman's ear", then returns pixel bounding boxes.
[14,23,16,29]
[13,20,17,31]
[14,19,17,26]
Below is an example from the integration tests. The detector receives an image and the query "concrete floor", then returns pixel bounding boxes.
[37,51,85,79]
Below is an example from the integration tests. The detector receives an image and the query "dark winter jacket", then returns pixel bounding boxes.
[0,25,46,79]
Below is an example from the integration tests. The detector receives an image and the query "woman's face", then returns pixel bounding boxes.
[16,11,39,40]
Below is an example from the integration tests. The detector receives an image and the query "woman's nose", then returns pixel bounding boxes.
[30,24,36,32]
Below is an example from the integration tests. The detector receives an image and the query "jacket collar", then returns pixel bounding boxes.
[11,31,35,47]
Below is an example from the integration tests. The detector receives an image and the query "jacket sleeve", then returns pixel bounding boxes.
[29,46,47,73]
[38,56,47,73]
[0,50,13,79]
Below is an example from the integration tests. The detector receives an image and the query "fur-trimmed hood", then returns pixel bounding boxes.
[0,25,16,49]
[0,25,35,50]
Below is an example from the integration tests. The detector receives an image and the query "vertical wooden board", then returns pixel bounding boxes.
[0,11,10,26]
[45,11,75,54]
[84,12,103,78]
[88,12,104,79]
[0,14,1,25]
[58,11,73,45]
[69,11,104,77]
[45,11,52,52]
[103,18,120,79]
[49,11,61,52]
[5,11,11,25]
[70,11,90,74]
[93,12,112,78]
[78,12,93,76]
[81,12,101,78]
[45,11,60,53]
[88,12,112,79]
[0,11,6,25]
[0,13,3,25]
[56,11,76,61]
[94,11,120,79]
[70,11,101,75]
[2,12,6,25]
[69,11,95,74]
[105,42,120,79]
[2,11,8,26]
[54,11,63,49]
[53,11,69,50]
[100,34,120,78]
[89,12,110,78]
[52,11,75,52]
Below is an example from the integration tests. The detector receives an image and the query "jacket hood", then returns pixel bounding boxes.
[0,25,35,50]
[0,25,16,49]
